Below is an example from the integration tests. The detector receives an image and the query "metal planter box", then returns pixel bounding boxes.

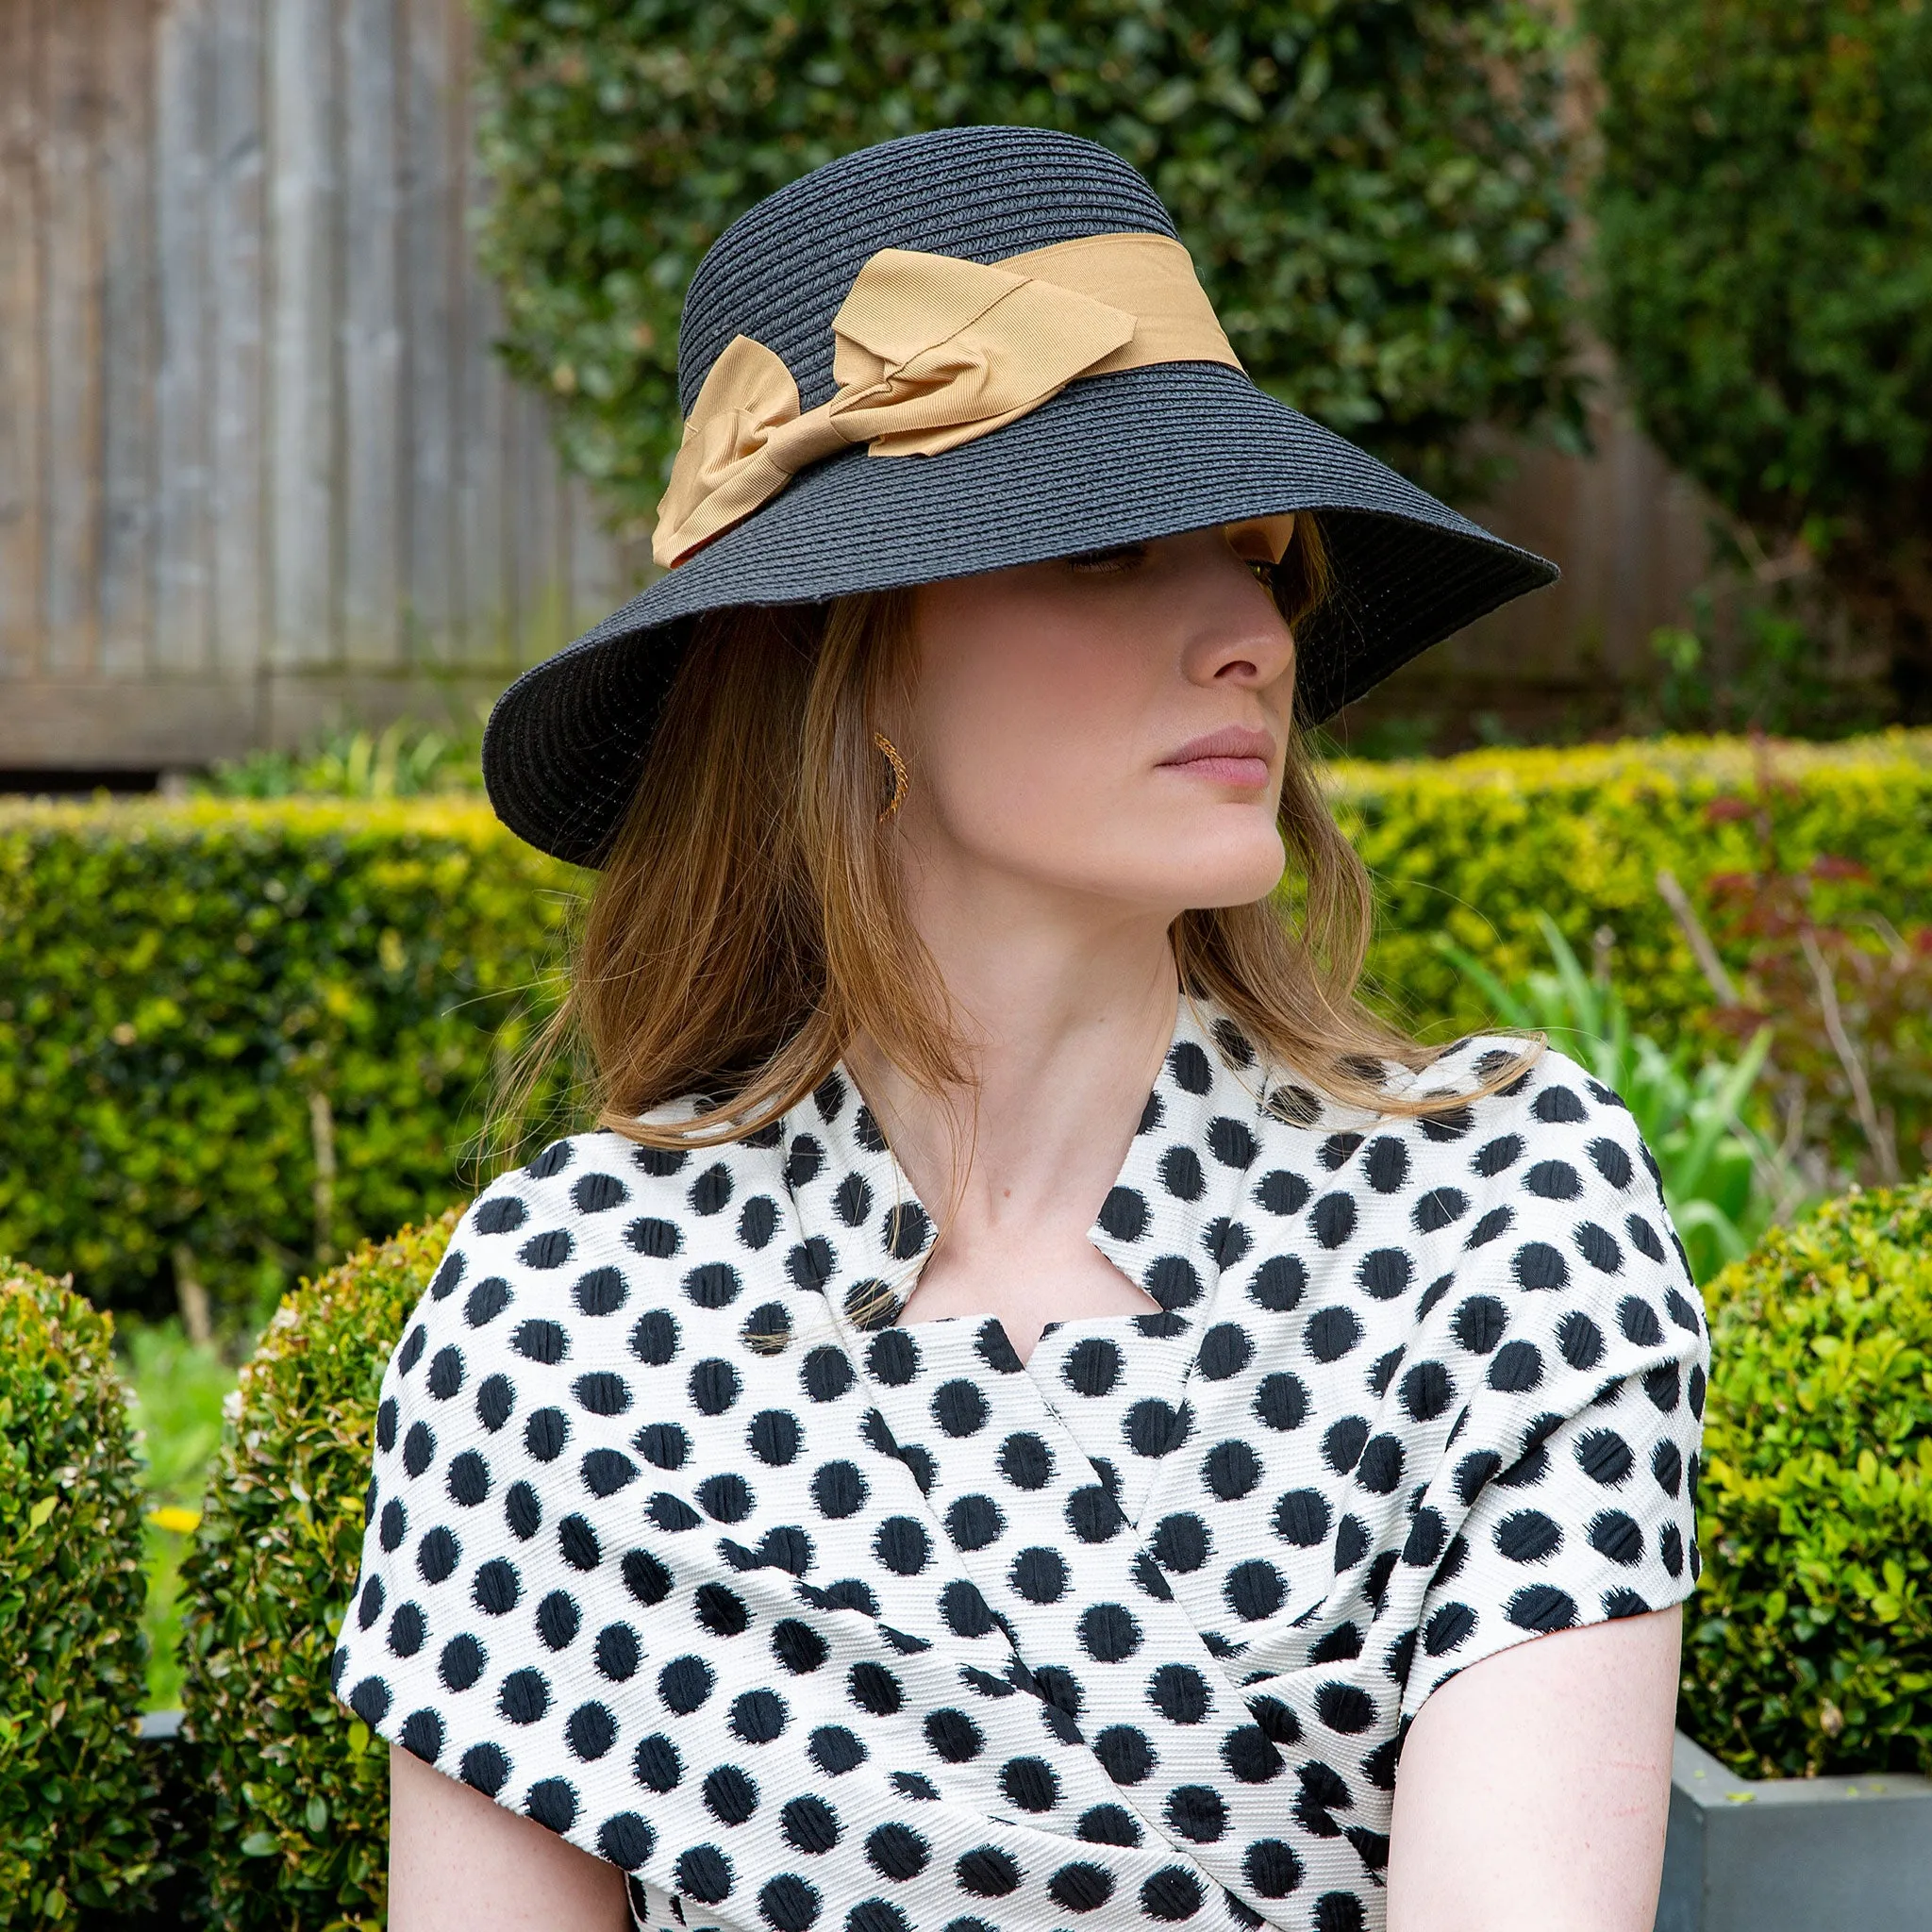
[1657,1730,1932,1932]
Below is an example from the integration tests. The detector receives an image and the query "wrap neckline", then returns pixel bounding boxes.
[775,992,1279,1532]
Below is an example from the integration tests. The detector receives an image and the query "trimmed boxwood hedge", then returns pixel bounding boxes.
[177,1208,461,1932]
[0,798,575,1325]
[0,1257,158,1923]
[4,734,1928,1325]
[1332,730,1932,1041]
[1683,1174,1932,1779]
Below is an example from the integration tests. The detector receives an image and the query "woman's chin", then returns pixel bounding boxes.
[1094,833,1288,915]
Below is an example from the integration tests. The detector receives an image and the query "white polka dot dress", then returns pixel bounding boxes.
[332,998,1707,1932]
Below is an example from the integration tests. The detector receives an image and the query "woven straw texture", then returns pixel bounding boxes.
[483,125,1557,867]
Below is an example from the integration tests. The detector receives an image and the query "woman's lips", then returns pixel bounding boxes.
[1158,726,1275,790]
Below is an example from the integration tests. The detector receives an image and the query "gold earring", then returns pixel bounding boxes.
[874,731,909,824]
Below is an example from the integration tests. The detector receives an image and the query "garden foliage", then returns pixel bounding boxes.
[125,1318,241,1711]
[1335,734,1932,1141]
[0,798,576,1326]
[196,717,489,802]
[1582,0,1932,709]
[472,0,1583,525]
[1696,773,1932,1191]
[176,1210,461,1932]
[0,1257,158,1922]
[1685,1176,1932,1779]
[5,735,1927,1327]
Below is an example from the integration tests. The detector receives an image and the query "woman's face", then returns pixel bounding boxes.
[899,525,1298,916]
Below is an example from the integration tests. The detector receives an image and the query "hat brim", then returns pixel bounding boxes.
[483,361,1557,867]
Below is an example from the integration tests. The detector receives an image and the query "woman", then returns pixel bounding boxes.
[334,126,1705,1932]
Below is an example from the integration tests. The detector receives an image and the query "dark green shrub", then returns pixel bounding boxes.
[0,1257,158,1922]
[1683,1177,1932,1778]
[0,798,575,1325]
[1582,0,1932,715]
[473,0,1584,525]
[177,1210,459,1931]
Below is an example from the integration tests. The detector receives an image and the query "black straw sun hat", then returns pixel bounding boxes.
[482,124,1558,868]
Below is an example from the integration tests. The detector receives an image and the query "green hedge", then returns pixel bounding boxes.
[0,1257,158,1923]
[5,734,1928,1324]
[177,1209,460,1932]
[1683,1175,1932,1778]
[0,799,575,1325]
[1334,731,1932,1040]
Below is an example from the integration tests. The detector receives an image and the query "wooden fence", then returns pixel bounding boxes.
[0,0,1713,773]
[0,0,635,772]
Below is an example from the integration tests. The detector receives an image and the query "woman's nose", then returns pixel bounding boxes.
[1182,552,1297,691]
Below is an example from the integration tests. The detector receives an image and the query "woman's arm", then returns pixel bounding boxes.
[388,1744,633,1932]
[1386,1603,1682,1932]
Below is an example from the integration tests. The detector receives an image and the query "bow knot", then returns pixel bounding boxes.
[653,232,1245,569]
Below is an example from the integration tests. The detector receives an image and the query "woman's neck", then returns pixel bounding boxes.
[850,858,1181,1242]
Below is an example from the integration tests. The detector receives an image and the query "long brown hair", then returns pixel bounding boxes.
[493,522,1535,1158]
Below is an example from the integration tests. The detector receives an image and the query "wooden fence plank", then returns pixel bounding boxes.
[340,0,403,670]
[267,0,339,671]
[151,0,213,675]
[565,469,625,642]
[0,1,45,681]
[502,376,557,668]
[96,0,157,679]
[401,0,458,665]
[452,0,509,678]
[207,0,267,677]
[39,0,103,676]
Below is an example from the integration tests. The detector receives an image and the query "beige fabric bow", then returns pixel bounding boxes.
[652,231,1254,569]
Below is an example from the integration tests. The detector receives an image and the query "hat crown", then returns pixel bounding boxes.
[676,125,1177,415]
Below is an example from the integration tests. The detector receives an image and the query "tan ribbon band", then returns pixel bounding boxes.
[653,231,1272,570]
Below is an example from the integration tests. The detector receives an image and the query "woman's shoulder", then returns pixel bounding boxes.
[1249,1029,1655,1157]
[456,1101,792,1253]
[1242,1027,1696,1307]
[1401,1031,1678,1224]
[396,1103,798,1382]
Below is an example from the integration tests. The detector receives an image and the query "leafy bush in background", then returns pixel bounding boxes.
[1692,761,1932,1189]
[0,798,575,1327]
[178,1210,459,1932]
[474,0,1584,528]
[195,717,488,802]
[1631,596,1889,744]
[1583,0,1932,716]
[0,1257,158,1922]
[1438,913,1806,1281]
[1684,1176,1932,1778]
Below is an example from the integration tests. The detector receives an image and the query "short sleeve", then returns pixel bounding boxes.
[322,1141,702,1862]
[327,1177,546,1769]
[1398,1052,1710,1719]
